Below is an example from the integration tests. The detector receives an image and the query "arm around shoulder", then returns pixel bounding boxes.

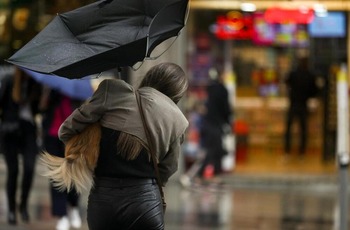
[58,80,109,143]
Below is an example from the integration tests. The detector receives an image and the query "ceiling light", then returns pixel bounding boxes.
[240,2,256,12]
[314,3,328,17]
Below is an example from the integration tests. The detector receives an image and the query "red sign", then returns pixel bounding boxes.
[210,11,253,40]
[264,7,314,24]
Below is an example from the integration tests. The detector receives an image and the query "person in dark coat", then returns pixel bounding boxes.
[199,69,232,178]
[0,67,42,225]
[284,57,318,156]
[40,89,83,230]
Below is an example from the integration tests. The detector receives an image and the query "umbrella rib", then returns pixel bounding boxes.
[59,15,121,53]
[58,15,89,46]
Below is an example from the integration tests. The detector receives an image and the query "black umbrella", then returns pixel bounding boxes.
[6,0,189,79]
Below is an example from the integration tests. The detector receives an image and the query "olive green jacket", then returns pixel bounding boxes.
[58,78,188,185]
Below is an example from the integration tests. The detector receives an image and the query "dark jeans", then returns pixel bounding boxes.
[284,105,308,154]
[2,120,38,212]
[87,177,164,230]
[43,135,79,217]
[199,121,227,176]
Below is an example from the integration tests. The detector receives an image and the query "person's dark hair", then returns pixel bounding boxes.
[139,62,188,104]
[297,57,309,71]
[117,63,188,161]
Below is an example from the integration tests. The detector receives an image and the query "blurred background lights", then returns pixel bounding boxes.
[240,2,256,12]
[314,3,328,17]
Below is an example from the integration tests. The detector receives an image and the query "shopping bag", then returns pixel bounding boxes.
[222,130,235,172]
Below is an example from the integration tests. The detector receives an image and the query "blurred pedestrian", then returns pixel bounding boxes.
[284,57,318,158]
[198,68,232,180]
[180,100,206,187]
[0,67,42,225]
[39,88,83,230]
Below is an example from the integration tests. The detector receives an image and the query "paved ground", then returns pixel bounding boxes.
[0,149,345,230]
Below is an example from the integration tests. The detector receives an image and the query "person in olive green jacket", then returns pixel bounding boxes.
[57,62,188,230]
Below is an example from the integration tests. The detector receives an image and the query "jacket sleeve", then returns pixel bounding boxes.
[158,133,185,186]
[58,80,109,144]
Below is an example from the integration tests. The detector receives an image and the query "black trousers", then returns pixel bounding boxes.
[87,177,164,230]
[284,105,308,154]
[2,120,38,212]
[199,121,227,176]
[43,135,79,217]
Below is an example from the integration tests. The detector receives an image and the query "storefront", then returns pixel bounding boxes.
[184,4,348,170]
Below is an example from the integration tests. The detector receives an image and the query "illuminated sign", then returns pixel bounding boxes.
[210,11,253,40]
[264,7,314,24]
[252,12,309,47]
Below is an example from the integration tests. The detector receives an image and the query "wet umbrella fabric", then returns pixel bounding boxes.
[6,0,189,79]
[23,69,94,100]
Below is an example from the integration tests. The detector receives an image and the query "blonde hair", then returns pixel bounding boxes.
[40,123,101,194]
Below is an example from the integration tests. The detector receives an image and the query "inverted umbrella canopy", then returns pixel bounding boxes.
[6,0,189,79]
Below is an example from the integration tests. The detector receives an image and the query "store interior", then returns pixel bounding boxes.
[183,5,347,175]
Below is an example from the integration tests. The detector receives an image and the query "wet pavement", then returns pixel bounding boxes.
[0,154,344,230]
[165,183,336,230]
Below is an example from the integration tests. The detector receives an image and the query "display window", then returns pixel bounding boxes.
[185,9,344,169]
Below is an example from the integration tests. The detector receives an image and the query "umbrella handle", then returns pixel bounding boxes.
[117,67,122,79]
